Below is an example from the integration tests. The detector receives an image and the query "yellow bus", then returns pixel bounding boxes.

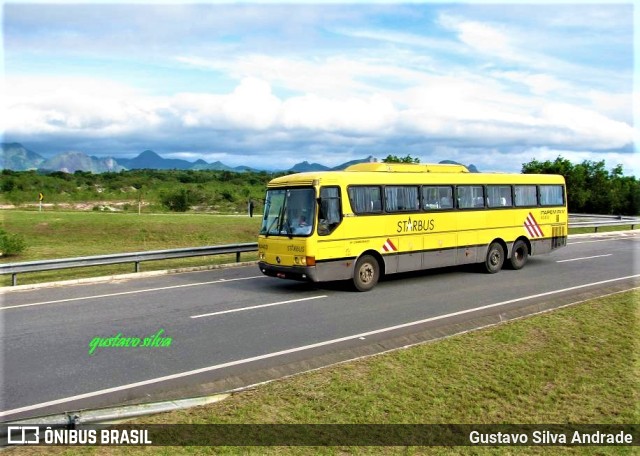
[258,162,567,291]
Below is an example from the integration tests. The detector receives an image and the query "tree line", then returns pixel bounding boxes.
[1,156,638,215]
[522,156,639,215]
[0,169,284,213]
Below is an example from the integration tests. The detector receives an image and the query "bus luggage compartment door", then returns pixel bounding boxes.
[397,235,422,272]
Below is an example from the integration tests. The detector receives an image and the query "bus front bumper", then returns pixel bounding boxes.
[258,262,319,282]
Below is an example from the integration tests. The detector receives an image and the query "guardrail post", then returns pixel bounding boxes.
[12,273,17,287]
[236,252,241,262]
[135,261,140,273]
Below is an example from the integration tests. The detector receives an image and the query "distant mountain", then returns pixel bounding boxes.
[438,160,479,173]
[233,165,259,173]
[331,155,377,170]
[115,150,195,170]
[191,160,235,171]
[289,161,330,172]
[1,143,481,174]
[40,151,125,173]
[1,143,45,170]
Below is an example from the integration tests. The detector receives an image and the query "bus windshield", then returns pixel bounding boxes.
[260,188,316,237]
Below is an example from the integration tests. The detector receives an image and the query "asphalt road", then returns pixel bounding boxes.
[1,231,638,421]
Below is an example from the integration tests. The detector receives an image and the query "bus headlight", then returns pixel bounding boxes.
[293,256,315,266]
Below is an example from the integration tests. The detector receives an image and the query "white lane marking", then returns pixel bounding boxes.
[190,295,328,319]
[556,254,613,263]
[2,273,639,418]
[0,276,266,311]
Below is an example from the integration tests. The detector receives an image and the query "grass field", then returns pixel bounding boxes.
[0,210,262,285]
[9,289,639,455]
[1,209,637,286]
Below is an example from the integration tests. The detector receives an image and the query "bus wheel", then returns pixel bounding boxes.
[484,242,504,274]
[353,255,380,292]
[509,240,528,270]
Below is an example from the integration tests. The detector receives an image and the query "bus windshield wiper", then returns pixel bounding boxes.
[283,218,293,239]
[276,194,288,235]
[264,215,279,237]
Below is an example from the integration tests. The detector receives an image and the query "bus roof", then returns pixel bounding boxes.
[345,163,469,173]
[267,163,565,187]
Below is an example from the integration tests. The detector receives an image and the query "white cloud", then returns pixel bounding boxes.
[4,73,634,158]
[391,71,634,152]
[539,103,634,149]
[494,71,569,96]
[178,54,378,97]
[586,90,634,123]
[5,17,637,179]
[2,76,163,136]
[281,93,397,133]
[331,27,461,56]
[172,77,281,130]
[439,14,517,60]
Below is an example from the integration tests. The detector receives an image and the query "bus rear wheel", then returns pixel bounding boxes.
[509,240,528,270]
[484,242,504,274]
[353,255,380,292]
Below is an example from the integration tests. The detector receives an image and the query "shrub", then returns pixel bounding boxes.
[160,188,205,212]
[0,228,27,257]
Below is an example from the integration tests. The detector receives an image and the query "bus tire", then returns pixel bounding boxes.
[509,240,528,270]
[353,255,380,292]
[484,242,504,274]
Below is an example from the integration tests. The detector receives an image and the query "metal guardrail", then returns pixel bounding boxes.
[569,220,637,229]
[568,213,638,231]
[569,213,637,219]
[1,215,638,286]
[0,243,258,286]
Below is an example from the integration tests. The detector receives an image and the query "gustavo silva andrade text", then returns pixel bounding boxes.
[469,430,634,445]
[88,328,172,355]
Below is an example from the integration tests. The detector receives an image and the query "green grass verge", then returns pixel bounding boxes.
[0,210,262,286]
[10,290,639,455]
[569,225,638,235]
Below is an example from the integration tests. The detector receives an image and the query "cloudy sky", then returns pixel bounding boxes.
[2,1,637,174]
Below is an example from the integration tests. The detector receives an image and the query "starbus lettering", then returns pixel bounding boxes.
[397,217,435,233]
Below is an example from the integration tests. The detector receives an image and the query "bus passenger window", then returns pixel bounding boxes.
[514,185,537,207]
[348,186,382,214]
[457,186,483,209]
[422,186,453,210]
[539,185,564,206]
[385,186,419,212]
[487,185,512,208]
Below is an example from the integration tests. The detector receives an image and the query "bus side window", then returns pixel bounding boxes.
[423,186,453,210]
[487,185,512,208]
[514,185,537,207]
[348,186,382,214]
[385,186,419,212]
[318,186,342,235]
[457,186,484,209]
[539,185,564,206]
